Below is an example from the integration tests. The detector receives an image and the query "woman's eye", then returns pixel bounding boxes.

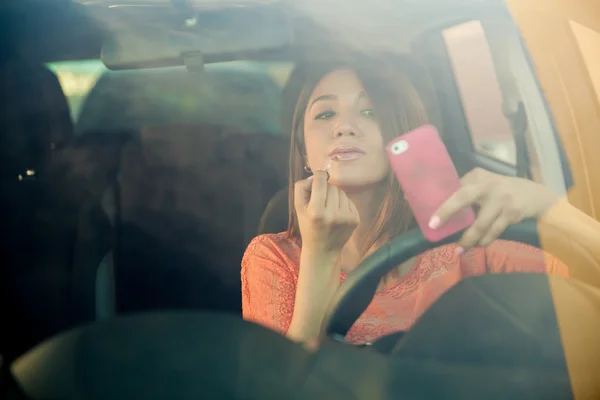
[360,108,374,118]
[314,111,335,120]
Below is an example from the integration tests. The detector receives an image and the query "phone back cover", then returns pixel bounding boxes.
[387,125,475,242]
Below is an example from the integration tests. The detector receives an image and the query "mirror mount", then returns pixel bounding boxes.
[101,5,292,70]
[171,0,197,26]
[184,51,204,74]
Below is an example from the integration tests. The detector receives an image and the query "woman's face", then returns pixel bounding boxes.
[303,69,389,189]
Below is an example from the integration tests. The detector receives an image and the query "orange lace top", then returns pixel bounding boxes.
[241,233,569,344]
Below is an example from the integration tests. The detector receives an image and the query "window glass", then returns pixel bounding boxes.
[441,17,571,195]
[46,59,107,123]
[443,20,516,165]
[47,59,294,129]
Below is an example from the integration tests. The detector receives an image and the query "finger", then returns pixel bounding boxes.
[294,177,313,209]
[459,169,479,186]
[459,167,494,186]
[431,184,485,228]
[316,167,330,181]
[325,183,339,210]
[307,170,329,211]
[477,212,511,247]
[457,200,503,251]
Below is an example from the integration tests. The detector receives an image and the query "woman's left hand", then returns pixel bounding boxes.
[430,168,560,254]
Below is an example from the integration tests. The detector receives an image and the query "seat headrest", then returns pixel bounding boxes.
[0,59,73,181]
[257,188,289,235]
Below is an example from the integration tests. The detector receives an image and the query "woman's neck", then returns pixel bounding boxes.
[338,183,386,267]
[338,182,418,286]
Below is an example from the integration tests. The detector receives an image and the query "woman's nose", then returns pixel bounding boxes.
[334,121,358,138]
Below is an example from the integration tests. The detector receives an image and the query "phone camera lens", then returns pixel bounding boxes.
[391,140,408,155]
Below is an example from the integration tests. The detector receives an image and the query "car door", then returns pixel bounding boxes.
[506,0,600,221]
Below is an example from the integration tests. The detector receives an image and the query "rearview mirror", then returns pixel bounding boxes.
[100,6,292,70]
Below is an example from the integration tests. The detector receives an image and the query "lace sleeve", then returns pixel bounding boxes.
[484,240,569,277]
[241,235,297,335]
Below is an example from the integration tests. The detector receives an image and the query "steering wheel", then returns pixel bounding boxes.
[320,219,543,341]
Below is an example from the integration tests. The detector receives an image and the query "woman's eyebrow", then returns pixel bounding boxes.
[309,91,368,111]
[355,91,367,103]
[309,94,337,110]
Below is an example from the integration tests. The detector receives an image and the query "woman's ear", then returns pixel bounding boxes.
[304,153,313,171]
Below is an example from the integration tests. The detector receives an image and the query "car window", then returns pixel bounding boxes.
[443,21,516,166]
[5,0,598,384]
[442,18,571,195]
[47,59,294,135]
[46,60,107,123]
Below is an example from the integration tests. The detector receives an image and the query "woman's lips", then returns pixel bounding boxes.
[333,152,365,161]
[328,145,366,162]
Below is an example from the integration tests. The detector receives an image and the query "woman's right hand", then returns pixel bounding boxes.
[287,170,359,343]
[294,170,360,256]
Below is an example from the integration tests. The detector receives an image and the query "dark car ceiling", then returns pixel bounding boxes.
[0,0,104,63]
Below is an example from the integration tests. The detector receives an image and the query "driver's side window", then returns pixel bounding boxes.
[441,19,571,196]
[443,21,516,167]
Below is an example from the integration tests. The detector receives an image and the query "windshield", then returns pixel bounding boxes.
[2,0,600,397]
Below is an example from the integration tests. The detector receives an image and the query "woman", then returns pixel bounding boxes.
[241,61,600,345]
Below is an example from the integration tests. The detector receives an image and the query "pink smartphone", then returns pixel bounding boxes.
[386,124,475,242]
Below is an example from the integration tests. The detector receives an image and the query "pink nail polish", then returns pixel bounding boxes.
[455,246,464,256]
[428,215,440,230]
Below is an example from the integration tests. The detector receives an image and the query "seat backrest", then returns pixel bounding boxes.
[116,125,289,314]
[0,58,75,361]
[0,59,73,234]
[257,188,289,235]
[73,64,287,316]
[68,131,132,325]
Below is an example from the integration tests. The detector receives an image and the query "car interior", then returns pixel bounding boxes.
[0,0,592,398]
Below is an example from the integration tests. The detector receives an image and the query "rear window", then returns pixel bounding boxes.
[46,60,107,123]
[47,60,295,134]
